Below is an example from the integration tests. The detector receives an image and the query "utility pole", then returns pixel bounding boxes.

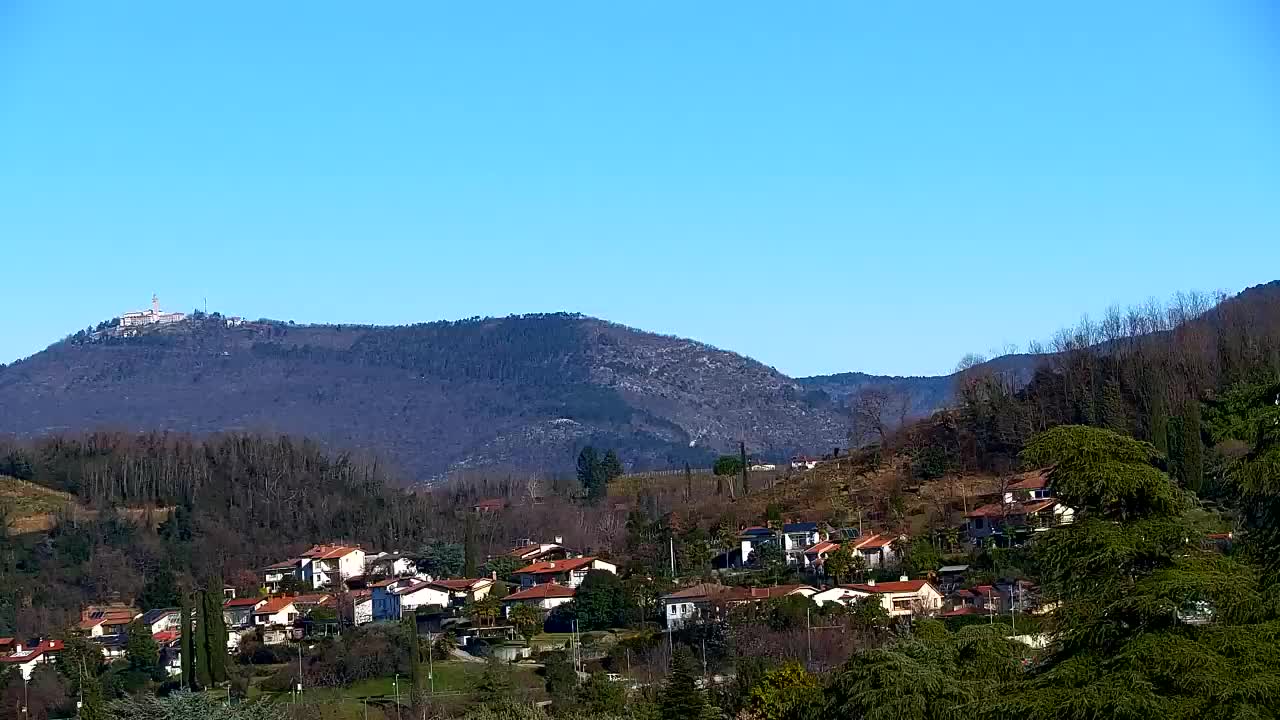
[394,673,401,720]
[669,536,676,579]
[427,632,435,695]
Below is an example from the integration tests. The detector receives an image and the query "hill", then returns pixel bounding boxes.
[797,352,1045,423]
[0,313,849,481]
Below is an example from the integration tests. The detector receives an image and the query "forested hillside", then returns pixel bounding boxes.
[0,313,848,481]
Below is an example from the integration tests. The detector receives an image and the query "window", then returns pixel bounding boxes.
[892,599,912,611]
[972,517,985,529]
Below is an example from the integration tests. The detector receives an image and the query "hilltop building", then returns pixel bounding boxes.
[119,294,186,328]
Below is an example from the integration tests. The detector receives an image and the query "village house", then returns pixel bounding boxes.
[0,640,64,681]
[79,606,139,638]
[423,578,495,605]
[472,498,506,514]
[848,533,903,570]
[661,584,817,631]
[370,577,421,620]
[364,551,423,578]
[515,557,617,589]
[261,558,306,592]
[352,590,373,626]
[502,583,576,619]
[945,580,1037,616]
[223,597,265,628]
[499,538,569,565]
[139,609,181,636]
[802,540,840,569]
[253,597,299,627]
[966,499,1075,543]
[299,544,366,588]
[782,523,826,565]
[812,577,943,618]
[734,526,776,567]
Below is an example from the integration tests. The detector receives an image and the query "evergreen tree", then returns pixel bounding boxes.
[659,647,707,719]
[576,447,606,501]
[202,588,229,684]
[464,514,479,577]
[542,652,578,711]
[1148,391,1170,455]
[991,425,1280,719]
[178,592,195,690]
[193,591,213,689]
[404,616,427,702]
[473,657,514,704]
[1178,403,1204,493]
[140,565,180,611]
[1099,376,1127,434]
[599,449,625,482]
[124,620,159,672]
[576,672,626,715]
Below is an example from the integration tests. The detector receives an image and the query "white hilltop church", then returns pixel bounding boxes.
[118,294,186,328]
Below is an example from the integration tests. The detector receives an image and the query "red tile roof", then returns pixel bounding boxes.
[843,580,934,594]
[152,631,179,643]
[263,559,302,570]
[504,584,576,601]
[254,597,297,614]
[516,557,599,575]
[804,541,839,555]
[852,534,896,550]
[302,544,361,561]
[1007,469,1050,491]
[225,597,264,608]
[473,499,506,511]
[430,578,492,591]
[0,640,63,663]
[941,606,985,617]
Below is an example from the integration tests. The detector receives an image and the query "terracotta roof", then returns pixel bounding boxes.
[516,557,599,575]
[0,640,63,663]
[225,597,264,608]
[292,594,333,607]
[302,545,361,561]
[430,578,492,591]
[941,606,984,617]
[1007,469,1050,491]
[733,585,816,601]
[662,583,730,601]
[804,541,839,555]
[254,597,297,614]
[504,584,576,601]
[152,631,179,643]
[393,581,434,595]
[843,580,934,594]
[473,499,506,511]
[852,534,896,550]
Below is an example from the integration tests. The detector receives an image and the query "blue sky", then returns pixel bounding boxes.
[2,2,1278,376]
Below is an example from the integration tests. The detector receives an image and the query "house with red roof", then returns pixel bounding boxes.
[515,557,617,589]
[223,597,266,628]
[78,605,139,638]
[502,583,577,618]
[252,597,299,627]
[472,498,506,514]
[0,640,64,681]
[812,577,943,617]
[966,499,1074,543]
[260,544,366,592]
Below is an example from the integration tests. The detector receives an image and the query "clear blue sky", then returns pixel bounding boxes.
[2,2,1278,377]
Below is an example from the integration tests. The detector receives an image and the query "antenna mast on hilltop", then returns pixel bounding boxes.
[151,293,160,313]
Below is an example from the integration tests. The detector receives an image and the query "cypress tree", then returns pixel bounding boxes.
[179,592,195,690]
[405,615,426,700]
[1178,403,1203,493]
[1099,376,1126,434]
[203,588,229,683]
[193,590,213,689]
[463,514,479,577]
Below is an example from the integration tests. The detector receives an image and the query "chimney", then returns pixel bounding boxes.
[867,579,875,587]
[554,535,563,545]
[899,575,909,582]
[491,571,497,581]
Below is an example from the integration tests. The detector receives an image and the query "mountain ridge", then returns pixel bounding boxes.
[0,312,851,481]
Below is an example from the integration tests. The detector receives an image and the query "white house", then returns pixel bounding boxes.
[365,552,422,579]
[299,545,366,589]
[816,578,943,617]
[515,557,616,589]
[966,500,1075,543]
[781,523,825,565]
[252,597,299,627]
[0,641,63,681]
[661,584,817,631]
[261,558,308,592]
[802,540,840,569]
[139,609,181,636]
[502,584,576,618]
[848,533,903,570]
[419,578,495,606]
